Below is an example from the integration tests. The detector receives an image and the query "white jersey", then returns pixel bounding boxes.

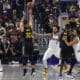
[49,34,60,49]
[73,37,80,62]
[73,37,79,53]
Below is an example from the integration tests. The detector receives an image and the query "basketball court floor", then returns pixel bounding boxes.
[0,63,80,80]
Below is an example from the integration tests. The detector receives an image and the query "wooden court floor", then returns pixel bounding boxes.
[0,64,80,80]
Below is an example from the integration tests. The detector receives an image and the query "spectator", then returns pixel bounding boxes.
[17,0,24,18]
[69,4,77,18]
[0,23,6,38]
[69,17,77,29]
[3,0,11,13]
[1,36,11,64]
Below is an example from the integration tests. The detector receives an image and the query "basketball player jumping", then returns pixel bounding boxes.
[20,12,36,76]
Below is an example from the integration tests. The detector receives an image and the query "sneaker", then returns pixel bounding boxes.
[59,75,63,80]
[31,71,36,76]
[31,68,36,76]
[23,69,27,76]
[43,68,48,74]
[65,73,75,79]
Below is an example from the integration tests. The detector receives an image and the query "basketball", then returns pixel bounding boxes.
[27,2,33,9]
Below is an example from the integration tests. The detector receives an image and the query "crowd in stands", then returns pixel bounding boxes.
[0,0,80,65]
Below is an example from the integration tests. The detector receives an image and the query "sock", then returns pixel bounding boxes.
[59,60,61,65]
[31,68,35,75]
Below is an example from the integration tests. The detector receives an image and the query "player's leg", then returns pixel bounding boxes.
[22,42,28,76]
[68,55,76,75]
[59,51,67,77]
[29,54,36,75]
[22,56,28,76]
[43,48,54,74]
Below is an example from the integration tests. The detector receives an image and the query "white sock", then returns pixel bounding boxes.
[59,59,61,65]
[43,59,48,68]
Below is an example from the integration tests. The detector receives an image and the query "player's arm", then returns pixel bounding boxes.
[32,31,52,38]
[63,37,78,46]
[20,11,26,22]
[20,11,26,32]
[43,33,52,37]
[19,11,27,41]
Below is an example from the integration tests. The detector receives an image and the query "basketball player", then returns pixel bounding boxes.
[43,26,60,74]
[20,12,36,76]
[61,28,79,79]
[26,0,35,26]
[59,30,74,80]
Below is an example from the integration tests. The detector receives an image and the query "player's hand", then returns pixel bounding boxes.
[23,11,26,16]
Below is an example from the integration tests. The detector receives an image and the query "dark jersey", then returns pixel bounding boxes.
[60,31,74,53]
[21,26,33,56]
[60,31,74,59]
[24,26,32,41]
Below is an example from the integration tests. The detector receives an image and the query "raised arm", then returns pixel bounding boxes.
[20,11,26,32]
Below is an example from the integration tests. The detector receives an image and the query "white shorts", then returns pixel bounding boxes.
[43,47,60,61]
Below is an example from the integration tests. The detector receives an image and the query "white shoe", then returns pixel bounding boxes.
[59,76,63,80]
[65,74,73,78]
[12,61,16,64]
[25,72,30,76]
[12,61,19,64]
[65,74,75,80]
[71,77,76,80]
[0,66,3,72]
[31,72,36,76]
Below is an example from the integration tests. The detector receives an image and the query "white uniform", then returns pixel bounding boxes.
[73,37,80,62]
[43,34,60,68]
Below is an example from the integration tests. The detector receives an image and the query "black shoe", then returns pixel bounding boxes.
[31,68,35,75]
[23,69,27,76]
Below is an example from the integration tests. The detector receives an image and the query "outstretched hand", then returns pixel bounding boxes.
[23,11,26,16]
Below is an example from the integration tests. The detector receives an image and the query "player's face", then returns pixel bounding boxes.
[53,27,58,33]
[72,29,77,36]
